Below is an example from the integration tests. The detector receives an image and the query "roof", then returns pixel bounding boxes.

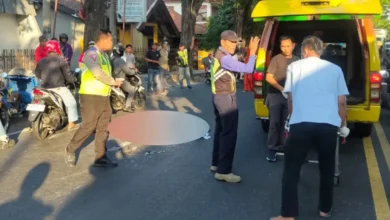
[0,0,36,16]
[32,0,82,17]
[58,0,82,12]
[136,0,179,36]
[167,7,207,35]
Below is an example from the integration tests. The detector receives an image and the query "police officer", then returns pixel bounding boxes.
[64,29,123,168]
[176,37,194,89]
[210,30,259,183]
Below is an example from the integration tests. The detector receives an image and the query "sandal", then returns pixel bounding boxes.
[68,124,80,131]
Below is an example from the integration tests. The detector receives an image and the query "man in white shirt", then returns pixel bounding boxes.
[271,36,349,220]
[122,44,137,71]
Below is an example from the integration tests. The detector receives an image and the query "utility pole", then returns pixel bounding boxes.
[52,0,59,38]
[42,0,51,37]
[109,0,118,44]
[122,0,126,44]
[122,0,126,43]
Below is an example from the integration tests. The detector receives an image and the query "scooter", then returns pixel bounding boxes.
[1,70,38,116]
[27,87,69,140]
[110,74,146,112]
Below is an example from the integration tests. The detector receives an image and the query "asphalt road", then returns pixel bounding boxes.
[0,79,390,220]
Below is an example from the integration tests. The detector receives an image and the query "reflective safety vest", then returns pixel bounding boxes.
[210,55,236,94]
[79,49,112,96]
[177,49,188,66]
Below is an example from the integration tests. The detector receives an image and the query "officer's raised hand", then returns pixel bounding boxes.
[249,36,260,56]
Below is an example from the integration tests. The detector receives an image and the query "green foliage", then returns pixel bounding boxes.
[198,0,236,50]
[374,0,390,32]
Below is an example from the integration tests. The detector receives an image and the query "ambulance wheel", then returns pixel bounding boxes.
[354,123,373,137]
[261,119,269,133]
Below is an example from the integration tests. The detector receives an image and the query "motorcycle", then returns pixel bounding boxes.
[27,87,70,140]
[0,89,10,134]
[1,69,38,116]
[110,74,146,112]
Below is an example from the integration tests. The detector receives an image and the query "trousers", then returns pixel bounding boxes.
[48,87,78,122]
[211,94,239,174]
[266,93,288,150]
[281,122,338,217]
[121,80,136,108]
[179,66,191,87]
[67,95,111,160]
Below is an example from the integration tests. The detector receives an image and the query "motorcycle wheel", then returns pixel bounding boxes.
[133,90,146,110]
[110,94,124,111]
[32,114,50,140]
[0,108,10,133]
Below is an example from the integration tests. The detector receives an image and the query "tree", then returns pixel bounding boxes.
[83,0,109,52]
[198,0,262,50]
[181,0,204,78]
[198,0,236,50]
[374,0,390,33]
[234,0,257,38]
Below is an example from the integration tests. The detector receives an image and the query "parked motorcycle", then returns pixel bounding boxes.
[110,74,146,112]
[27,87,69,140]
[1,69,38,116]
[0,89,10,134]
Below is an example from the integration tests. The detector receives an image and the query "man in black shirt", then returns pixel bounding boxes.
[145,42,163,94]
[35,40,78,131]
[265,35,300,162]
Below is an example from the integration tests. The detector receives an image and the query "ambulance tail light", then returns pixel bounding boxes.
[253,71,264,99]
[370,72,382,103]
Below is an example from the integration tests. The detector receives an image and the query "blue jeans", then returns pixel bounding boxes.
[147,68,162,93]
[48,87,78,122]
[179,67,191,88]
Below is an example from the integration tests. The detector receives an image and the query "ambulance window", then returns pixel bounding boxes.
[323,43,347,56]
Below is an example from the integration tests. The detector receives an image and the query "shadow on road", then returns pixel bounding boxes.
[0,162,53,219]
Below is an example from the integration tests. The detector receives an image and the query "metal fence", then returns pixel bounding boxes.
[132,47,148,59]
[0,49,36,73]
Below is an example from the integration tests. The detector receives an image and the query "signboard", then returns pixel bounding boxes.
[117,0,147,23]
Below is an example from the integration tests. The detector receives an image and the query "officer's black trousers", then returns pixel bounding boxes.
[212,94,239,174]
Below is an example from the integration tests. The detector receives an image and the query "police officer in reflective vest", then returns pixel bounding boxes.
[64,29,123,168]
[176,37,194,89]
[210,30,259,183]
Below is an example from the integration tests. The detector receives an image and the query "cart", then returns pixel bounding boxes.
[280,119,347,186]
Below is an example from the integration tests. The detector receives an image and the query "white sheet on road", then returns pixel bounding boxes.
[108,111,210,145]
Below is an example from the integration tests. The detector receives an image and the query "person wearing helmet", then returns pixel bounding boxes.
[35,40,78,131]
[111,43,137,112]
[79,41,95,68]
[59,33,73,66]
